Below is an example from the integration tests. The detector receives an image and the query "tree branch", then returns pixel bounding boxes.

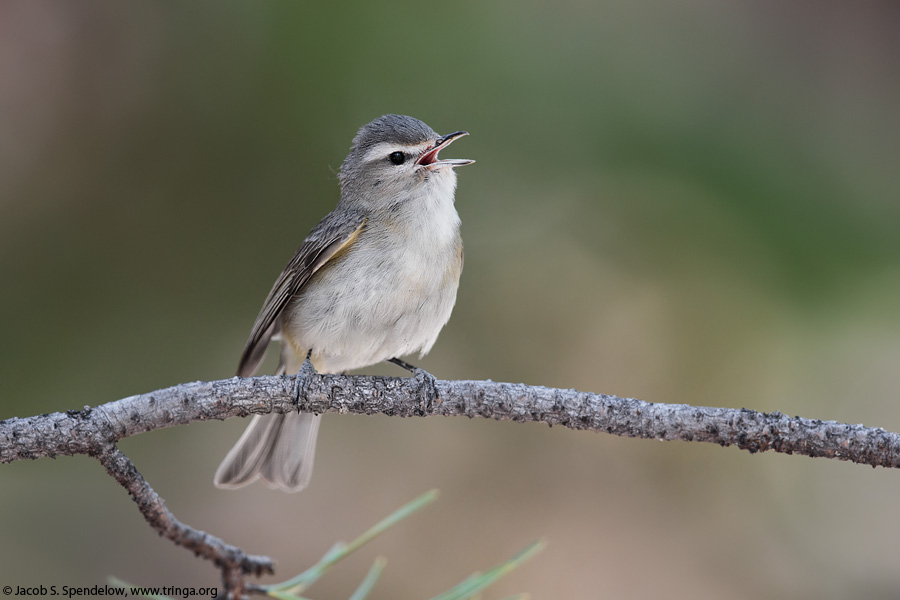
[3,373,899,468]
[3,372,900,598]
[94,443,274,595]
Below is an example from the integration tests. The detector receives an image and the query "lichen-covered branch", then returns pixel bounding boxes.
[3,372,900,469]
[4,372,900,598]
[94,444,273,595]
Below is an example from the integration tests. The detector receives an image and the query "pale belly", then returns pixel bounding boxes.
[280,231,462,374]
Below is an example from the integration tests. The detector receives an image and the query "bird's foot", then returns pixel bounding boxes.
[413,367,438,413]
[388,357,437,412]
[293,350,317,410]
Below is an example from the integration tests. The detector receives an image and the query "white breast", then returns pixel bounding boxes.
[283,172,463,373]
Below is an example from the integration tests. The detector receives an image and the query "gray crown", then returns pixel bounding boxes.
[350,114,437,150]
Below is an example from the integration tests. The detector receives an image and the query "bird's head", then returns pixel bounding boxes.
[338,114,473,206]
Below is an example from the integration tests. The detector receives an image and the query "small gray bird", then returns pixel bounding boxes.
[214,115,473,492]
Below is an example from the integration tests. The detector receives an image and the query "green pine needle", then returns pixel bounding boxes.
[428,539,546,600]
[267,489,439,595]
[349,556,388,600]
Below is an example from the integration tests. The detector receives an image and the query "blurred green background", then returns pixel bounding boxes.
[2,1,900,598]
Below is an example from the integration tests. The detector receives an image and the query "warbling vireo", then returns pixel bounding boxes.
[214,114,473,492]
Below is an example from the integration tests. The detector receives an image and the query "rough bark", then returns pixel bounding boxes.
[4,371,900,598]
[3,373,899,468]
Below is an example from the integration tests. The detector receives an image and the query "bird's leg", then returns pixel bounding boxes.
[388,357,417,372]
[294,349,317,411]
[388,357,437,412]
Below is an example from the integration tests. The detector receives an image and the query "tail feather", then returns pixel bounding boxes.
[214,412,321,492]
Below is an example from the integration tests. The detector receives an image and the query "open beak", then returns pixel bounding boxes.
[416,131,475,169]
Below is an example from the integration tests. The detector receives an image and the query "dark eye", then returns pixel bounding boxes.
[388,151,406,165]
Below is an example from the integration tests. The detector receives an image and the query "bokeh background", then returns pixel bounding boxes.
[2,1,900,598]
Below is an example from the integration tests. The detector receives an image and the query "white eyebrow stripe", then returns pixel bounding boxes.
[361,142,428,163]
